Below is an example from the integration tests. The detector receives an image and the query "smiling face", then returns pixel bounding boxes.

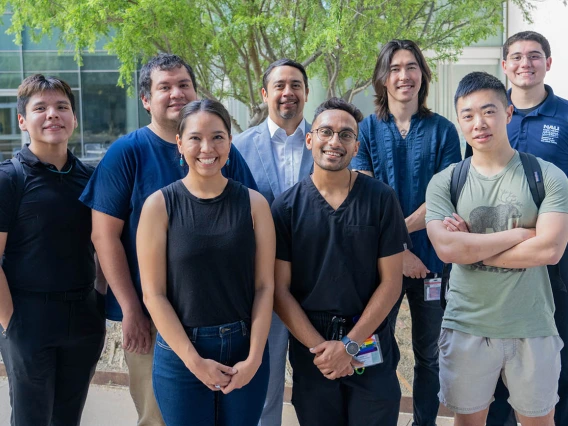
[385,49,422,108]
[142,66,198,131]
[18,89,77,148]
[176,111,232,178]
[307,109,359,172]
[502,40,551,90]
[262,65,309,127]
[456,89,513,154]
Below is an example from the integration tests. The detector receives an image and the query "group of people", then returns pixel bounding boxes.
[0,29,566,426]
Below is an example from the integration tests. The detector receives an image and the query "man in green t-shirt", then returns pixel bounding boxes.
[426,71,568,426]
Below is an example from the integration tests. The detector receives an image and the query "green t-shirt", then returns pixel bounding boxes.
[426,151,568,338]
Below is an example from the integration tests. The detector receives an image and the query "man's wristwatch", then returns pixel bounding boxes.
[341,336,360,356]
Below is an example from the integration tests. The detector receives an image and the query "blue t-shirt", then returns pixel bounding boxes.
[351,112,461,273]
[80,127,258,321]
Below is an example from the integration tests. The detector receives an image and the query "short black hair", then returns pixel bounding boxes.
[262,59,309,91]
[178,99,232,137]
[139,53,197,100]
[17,74,75,117]
[503,31,551,59]
[312,97,363,130]
[454,72,508,110]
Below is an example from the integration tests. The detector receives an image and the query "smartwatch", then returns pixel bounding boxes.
[341,336,360,356]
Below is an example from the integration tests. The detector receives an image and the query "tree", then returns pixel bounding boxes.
[0,0,539,130]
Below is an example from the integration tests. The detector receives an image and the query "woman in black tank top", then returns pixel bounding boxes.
[137,100,275,426]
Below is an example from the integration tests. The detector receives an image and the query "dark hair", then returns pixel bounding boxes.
[312,97,364,130]
[454,72,508,110]
[262,58,309,91]
[17,74,75,117]
[139,53,197,100]
[503,31,551,59]
[372,39,432,120]
[178,99,232,136]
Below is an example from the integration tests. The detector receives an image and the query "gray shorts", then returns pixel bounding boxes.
[438,328,563,417]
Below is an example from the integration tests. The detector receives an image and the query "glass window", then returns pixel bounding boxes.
[80,72,128,159]
[0,14,20,51]
[0,93,22,160]
[23,51,77,72]
[82,53,120,71]
[0,52,21,72]
[0,73,23,90]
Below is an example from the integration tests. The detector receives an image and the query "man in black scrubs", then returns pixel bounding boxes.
[0,74,105,425]
[272,97,411,426]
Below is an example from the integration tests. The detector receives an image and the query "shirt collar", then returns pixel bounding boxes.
[17,143,76,172]
[267,117,306,139]
[508,84,557,117]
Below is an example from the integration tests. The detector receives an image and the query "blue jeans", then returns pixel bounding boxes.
[152,320,270,426]
[388,276,443,426]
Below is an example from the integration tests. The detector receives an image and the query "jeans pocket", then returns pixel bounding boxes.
[156,333,174,351]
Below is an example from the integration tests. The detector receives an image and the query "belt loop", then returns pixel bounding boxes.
[192,327,198,342]
[240,320,247,336]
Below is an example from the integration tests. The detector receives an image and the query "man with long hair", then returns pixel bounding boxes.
[351,39,461,426]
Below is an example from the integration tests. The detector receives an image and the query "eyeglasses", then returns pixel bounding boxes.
[311,127,357,144]
[507,53,545,63]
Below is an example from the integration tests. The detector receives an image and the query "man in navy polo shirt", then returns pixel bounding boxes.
[80,54,257,426]
[481,31,568,426]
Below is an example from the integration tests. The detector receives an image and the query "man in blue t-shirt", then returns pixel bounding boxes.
[351,39,461,426]
[482,31,568,426]
[80,54,257,426]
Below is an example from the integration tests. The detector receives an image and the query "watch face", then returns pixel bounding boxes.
[346,341,359,356]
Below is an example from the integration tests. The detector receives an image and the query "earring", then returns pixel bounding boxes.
[225,158,231,166]
[179,154,184,167]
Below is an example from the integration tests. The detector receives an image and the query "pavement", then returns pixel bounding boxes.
[0,377,455,425]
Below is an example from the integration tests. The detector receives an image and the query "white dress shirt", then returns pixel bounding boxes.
[267,117,307,192]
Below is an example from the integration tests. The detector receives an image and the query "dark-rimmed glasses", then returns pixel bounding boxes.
[311,127,357,144]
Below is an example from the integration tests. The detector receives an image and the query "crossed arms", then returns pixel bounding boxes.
[427,211,568,269]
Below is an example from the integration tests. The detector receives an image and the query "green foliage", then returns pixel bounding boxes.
[0,0,538,127]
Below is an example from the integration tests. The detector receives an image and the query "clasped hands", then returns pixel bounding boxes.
[310,340,364,380]
[189,357,260,394]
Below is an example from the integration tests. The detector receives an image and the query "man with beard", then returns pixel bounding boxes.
[272,98,411,426]
[233,58,313,425]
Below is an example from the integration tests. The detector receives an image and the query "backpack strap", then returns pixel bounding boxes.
[9,157,25,231]
[518,151,545,209]
[450,157,471,209]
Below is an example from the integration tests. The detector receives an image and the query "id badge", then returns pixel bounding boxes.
[424,276,442,301]
[354,334,383,367]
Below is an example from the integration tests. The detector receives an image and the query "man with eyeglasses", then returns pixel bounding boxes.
[233,58,313,426]
[482,31,568,426]
[351,39,461,426]
[273,97,411,426]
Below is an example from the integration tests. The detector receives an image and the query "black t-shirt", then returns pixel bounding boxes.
[162,179,256,328]
[272,172,411,316]
[0,145,95,292]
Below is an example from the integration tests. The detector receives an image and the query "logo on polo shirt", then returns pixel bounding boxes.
[541,124,560,144]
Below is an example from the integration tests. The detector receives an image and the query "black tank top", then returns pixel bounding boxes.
[161,179,256,327]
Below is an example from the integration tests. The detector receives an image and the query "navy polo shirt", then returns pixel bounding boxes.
[507,85,568,177]
[351,113,461,274]
[80,127,258,321]
[0,145,95,292]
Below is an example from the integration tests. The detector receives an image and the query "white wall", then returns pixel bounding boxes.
[508,0,568,98]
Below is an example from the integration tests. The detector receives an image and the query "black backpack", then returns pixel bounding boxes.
[440,152,545,309]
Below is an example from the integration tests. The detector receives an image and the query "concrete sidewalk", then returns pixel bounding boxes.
[0,377,454,425]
